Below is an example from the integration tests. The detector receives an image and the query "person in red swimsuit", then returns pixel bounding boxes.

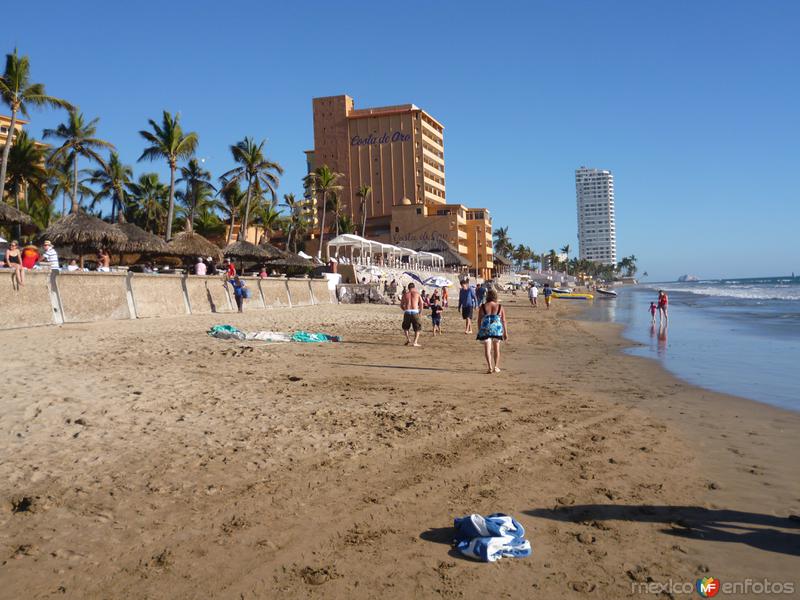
[657,290,669,323]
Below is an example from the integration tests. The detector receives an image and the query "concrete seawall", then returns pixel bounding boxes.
[0,271,57,329]
[57,272,133,323]
[286,279,314,307]
[130,274,189,318]
[259,279,291,308]
[184,276,232,314]
[0,270,334,330]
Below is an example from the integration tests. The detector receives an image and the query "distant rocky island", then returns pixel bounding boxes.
[677,274,699,282]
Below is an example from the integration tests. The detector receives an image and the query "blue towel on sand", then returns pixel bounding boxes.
[453,513,532,562]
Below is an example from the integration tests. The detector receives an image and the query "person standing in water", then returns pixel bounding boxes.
[649,301,657,323]
[657,290,669,323]
[476,289,508,374]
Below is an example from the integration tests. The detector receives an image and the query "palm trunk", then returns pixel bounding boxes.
[317,191,327,260]
[165,163,176,241]
[0,107,18,203]
[227,212,235,244]
[71,156,80,213]
[361,199,367,238]
[239,177,253,242]
[13,181,21,240]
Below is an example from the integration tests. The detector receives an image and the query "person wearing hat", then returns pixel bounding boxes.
[41,240,60,270]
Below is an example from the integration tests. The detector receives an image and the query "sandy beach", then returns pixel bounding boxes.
[1,296,797,599]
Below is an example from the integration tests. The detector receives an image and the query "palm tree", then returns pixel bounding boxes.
[217,177,245,244]
[43,110,114,213]
[356,184,372,238]
[560,244,571,274]
[193,204,225,238]
[126,172,168,234]
[6,129,50,237]
[328,191,347,238]
[0,48,72,204]
[87,151,133,222]
[138,110,198,240]
[176,158,214,232]
[221,137,283,242]
[493,226,513,258]
[547,249,558,272]
[254,203,283,243]
[281,192,301,251]
[338,213,356,235]
[303,164,343,259]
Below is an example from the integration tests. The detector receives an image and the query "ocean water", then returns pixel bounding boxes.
[579,277,800,412]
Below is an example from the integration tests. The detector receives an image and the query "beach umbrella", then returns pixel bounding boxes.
[423,275,453,288]
[265,251,313,268]
[165,231,223,263]
[107,222,170,266]
[41,211,126,267]
[224,240,278,261]
[256,240,287,259]
[112,222,169,254]
[0,202,35,227]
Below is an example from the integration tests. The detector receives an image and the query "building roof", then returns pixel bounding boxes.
[396,239,471,267]
[493,254,512,266]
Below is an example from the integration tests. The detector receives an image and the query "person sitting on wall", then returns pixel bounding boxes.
[195,257,207,276]
[66,259,80,272]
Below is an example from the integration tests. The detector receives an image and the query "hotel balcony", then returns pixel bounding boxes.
[420,132,444,153]
[422,145,445,165]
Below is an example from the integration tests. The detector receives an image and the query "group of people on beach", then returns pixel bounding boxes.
[3,239,108,286]
[399,278,508,374]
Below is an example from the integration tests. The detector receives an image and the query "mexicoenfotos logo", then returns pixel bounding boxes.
[696,577,721,597]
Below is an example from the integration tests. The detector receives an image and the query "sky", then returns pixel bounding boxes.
[8,0,799,281]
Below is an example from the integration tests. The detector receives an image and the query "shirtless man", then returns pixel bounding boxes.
[401,282,423,347]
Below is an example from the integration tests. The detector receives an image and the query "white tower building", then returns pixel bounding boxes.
[575,167,617,265]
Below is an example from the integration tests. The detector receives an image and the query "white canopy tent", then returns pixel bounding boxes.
[326,234,444,270]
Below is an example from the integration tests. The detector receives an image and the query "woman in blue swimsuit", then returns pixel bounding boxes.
[476,289,508,374]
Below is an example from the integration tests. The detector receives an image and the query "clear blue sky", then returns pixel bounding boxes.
[11,0,799,280]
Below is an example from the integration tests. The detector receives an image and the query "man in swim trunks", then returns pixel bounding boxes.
[401,282,423,347]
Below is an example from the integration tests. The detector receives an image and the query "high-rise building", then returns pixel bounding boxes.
[307,94,446,240]
[305,94,496,275]
[575,167,617,265]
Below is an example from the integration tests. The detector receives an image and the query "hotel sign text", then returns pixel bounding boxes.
[351,131,411,146]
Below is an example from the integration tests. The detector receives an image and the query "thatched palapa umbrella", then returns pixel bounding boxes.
[265,251,313,268]
[224,240,281,273]
[109,222,170,265]
[0,202,35,227]
[42,211,126,267]
[165,230,223,263]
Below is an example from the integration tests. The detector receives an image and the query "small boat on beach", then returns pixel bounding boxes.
[596,288,617,297]
[552,292,594,300]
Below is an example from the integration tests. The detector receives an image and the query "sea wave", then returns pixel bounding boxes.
[656,285,800,301]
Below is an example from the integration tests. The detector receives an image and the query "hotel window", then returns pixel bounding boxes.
[416,208,422,215]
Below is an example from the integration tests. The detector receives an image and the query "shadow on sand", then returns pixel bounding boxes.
[419,527,474,562]
[525,505,800,556]
[332,362,461,373]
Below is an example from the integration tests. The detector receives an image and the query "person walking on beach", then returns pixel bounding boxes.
[528,283,538,307]
[458,279,478,334]
[430,290,443,335]
[231,276,247,312]
[476,282,487,305]
[401,282,423,347]
[441,285,449,308]
[649,301,657,323]
[543,282,553,309]
[476,289,508,374]
[657,290,669,323]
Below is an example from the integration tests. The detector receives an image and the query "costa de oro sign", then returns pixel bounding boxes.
[351,131,411,146]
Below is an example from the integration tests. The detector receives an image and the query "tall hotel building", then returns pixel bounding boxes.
[575,167,617,265]
[306,94,493,278]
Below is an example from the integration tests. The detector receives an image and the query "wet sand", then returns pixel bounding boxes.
[1,296,797,599]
